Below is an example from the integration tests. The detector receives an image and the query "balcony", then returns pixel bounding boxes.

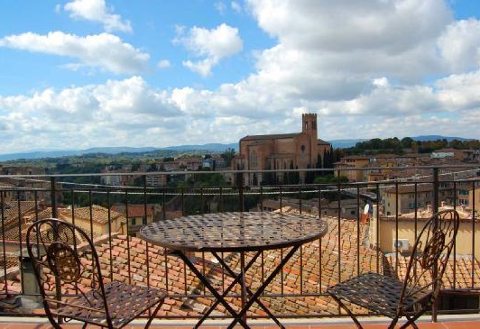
[0,166,479,327]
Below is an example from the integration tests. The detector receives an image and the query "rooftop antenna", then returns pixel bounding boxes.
[363,204,370,215]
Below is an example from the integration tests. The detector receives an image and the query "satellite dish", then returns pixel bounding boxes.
[363,204,370,215]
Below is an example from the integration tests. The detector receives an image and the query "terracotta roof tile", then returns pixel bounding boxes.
[386,254,480,290]
[384,205,478,221]
[58,205,124,225]
[0,201,38,230]
[3,211,479,318]
[241,133,301,142]
[112,204,155,218]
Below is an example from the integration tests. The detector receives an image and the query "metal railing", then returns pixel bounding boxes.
[0,166,479,319]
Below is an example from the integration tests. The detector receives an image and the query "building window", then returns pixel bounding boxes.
[131,217,136,226]
[249,150,258,168]
[459,199,469,206]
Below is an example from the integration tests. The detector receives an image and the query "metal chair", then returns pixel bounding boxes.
[327,209,460,329]
[26,218,166,329]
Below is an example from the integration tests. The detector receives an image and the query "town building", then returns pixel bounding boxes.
[111,203,162,236]
[333,155,370,182]
[334,153,432,182]
[370,205,480,255]
[233,113,332,185]
[431,148,465,160]
[145,174,167,187]
[382,184,434,216]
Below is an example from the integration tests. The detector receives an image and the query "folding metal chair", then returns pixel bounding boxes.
[327,209,460,329]
[26,218,166,329]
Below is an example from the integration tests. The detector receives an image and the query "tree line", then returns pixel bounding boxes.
[343,137,480,156]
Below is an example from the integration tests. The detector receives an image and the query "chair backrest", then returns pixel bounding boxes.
[26,218,111,325]
[399,209,460,309]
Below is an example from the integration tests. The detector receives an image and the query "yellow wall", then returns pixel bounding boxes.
[66,217,124,237]
[370,217,480,255]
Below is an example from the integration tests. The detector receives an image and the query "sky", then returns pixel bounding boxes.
[0,0,480,153]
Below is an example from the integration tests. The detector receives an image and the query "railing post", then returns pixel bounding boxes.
[433,167,439,214]
[237,171,245,212]
[50,177,61,323]
[432,166,439,323]
[50,177,57,218]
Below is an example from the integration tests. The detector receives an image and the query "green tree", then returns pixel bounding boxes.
[401,137,414,148]
[314,175,348,184]
[221,148,236,167]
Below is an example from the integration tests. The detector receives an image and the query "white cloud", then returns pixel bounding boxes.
[157,59,171,69]
[175,23,243,76]
[372,77,389,88]
[0,77,182,152]
[64,0,132,33]
[0,31,149,74]
[215,1,227,14]
[231,1,243,13]
[436,70,480,110]
[182,58,217,77]
[160,0,473,140]
[437,19,480,72]
[3,0,480,153]
[249,0,452,52]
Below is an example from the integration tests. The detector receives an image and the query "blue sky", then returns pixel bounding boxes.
[0,0,479,153]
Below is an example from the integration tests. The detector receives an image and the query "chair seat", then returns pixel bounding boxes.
[327,272,421,318]
[57,281,166,329]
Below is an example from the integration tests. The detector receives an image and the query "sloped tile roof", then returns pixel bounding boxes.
[241,133,301,142]
[0,213,381,317]
[383,205,478,221]
[0,201,38,229]
[3,210,478,318]
[1,205,124,242]
[70,213,383,317]
[58,205,124,225]
[111,204,155,218]
[386,254,480,290]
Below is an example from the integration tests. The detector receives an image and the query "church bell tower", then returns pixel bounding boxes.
[302,113,318,167]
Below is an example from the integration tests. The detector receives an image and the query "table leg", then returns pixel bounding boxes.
[240,252,247,326]
[171,250,251,329]
[194,251,262,328]
[227,245,300,329]
[212,252,285,328]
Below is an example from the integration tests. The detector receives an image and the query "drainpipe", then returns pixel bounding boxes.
[20,255,41,309]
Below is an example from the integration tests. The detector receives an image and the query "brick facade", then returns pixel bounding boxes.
[233,114,331,185]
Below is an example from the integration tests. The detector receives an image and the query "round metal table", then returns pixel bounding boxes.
[140,212,328,329]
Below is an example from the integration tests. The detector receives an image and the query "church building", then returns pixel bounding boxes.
[233,113,332,185]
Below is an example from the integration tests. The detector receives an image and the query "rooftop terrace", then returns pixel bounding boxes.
[0,167,479,327]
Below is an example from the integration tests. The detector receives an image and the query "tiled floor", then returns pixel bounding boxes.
[0,317,479,328]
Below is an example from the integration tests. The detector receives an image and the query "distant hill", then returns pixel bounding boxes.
[162,143,238,153]
[83,147,158,154]
[0,136,472,162]
[0,143,239,162]
[411,135,471,142]
[329,139,367,148]
[0,150,81,161]
[328,135,472,149]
